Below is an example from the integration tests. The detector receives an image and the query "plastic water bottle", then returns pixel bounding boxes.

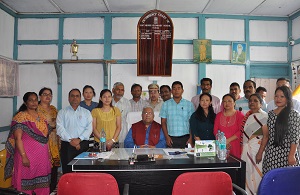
[215,130,221,156]
[99,128,106,152]
[218,132,227,160]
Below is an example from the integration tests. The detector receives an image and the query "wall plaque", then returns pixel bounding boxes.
[137,10,174,76]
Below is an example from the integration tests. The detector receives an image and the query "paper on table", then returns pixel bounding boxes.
[97,151,114,159]
[74,152,113,159]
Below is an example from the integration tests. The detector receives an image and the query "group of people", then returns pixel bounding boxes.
[4,77,300,195]
[189,77,300,195]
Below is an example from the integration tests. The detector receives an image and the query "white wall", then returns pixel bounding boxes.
[0,13,294,131]
[17,17,105,110]
[0,9,14,58]
[0,9,14,128]
[111,17,198,101]
[250,20,288,63]
[0,98,13,126]
[62,63,103,108]
[206,19,245,41]
[292,16,300,61]
[18,64,57,109]
[207,65,245,100]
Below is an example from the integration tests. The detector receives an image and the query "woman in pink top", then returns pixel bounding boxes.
[214,94,244,158]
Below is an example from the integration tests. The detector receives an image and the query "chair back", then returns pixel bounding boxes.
[172,172,233,195]
[257,166,300,195]
[57,173,119,195]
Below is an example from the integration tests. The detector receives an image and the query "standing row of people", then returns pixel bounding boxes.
[190,77,300,195]
[3,82,172,195]
[4,78,300,195]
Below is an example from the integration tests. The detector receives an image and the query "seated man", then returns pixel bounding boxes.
[124,106,166,148]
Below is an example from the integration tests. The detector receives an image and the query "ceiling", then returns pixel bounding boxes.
[1,0,300,17]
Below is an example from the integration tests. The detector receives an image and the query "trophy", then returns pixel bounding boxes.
[70,39,79,60]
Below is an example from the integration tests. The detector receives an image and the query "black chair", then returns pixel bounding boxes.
[0,188,28,195]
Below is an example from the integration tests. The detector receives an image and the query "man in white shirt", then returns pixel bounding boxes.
[112,82,131,146]
[57,89,93,173]
[191,78,220,114]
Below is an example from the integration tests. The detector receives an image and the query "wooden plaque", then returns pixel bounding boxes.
[137,10,174,76]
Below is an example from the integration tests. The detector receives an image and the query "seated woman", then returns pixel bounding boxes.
[214,94,244,158]
[241,93,268,195]
[92,89,121,151]
[190,93,216,146]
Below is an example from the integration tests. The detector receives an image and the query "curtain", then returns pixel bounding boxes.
[0,58,19,97]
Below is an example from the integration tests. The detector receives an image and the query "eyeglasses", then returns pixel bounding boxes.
[41,93,52,97]
[142,112,153,115]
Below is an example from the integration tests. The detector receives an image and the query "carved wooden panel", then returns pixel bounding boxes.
[137,10,174,76]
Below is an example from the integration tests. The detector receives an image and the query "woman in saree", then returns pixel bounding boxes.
[241,93,268,195]
[5,92,51,195]
[37,87,60,193]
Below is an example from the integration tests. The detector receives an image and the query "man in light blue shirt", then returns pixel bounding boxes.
[235,80,256,115]
[160,81,194,148]
[57,88,93,173]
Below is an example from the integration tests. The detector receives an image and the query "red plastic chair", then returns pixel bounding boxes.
[57,173,120,195]
[172,172,246,195]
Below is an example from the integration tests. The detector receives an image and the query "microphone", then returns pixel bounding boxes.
[182,107,183,110]
[239,107,242,111]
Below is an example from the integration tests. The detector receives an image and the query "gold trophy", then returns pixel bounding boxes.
[70,39,79,60]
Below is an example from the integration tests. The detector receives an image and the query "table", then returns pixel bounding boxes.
[68,148,245,195]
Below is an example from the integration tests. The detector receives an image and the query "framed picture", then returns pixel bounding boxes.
[193,39,212,63]
[231,42,247,64]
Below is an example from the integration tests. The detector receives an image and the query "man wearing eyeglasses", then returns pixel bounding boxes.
[124,106,166,148]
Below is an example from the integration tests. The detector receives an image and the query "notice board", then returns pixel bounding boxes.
[137,10,174,76]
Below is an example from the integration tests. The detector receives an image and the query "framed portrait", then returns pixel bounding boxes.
[231,42,247,64]
[193,39,212,63]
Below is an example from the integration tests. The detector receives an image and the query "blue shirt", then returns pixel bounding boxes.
[159,98,194,136]
[124,124,166,148]
[80,101,98,112]
[57,106,93,142]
